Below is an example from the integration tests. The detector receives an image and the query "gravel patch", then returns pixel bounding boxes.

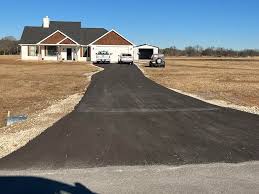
[0,93,83,159]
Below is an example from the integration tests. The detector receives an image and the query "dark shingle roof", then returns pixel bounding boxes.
[20,21,108,45]
[80,28,108,45]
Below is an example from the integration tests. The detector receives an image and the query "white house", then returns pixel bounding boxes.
[20,17,135,63]
[134,44,159,60]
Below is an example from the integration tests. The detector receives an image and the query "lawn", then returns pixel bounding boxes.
[0,55,99,128]
[138,57,259,109]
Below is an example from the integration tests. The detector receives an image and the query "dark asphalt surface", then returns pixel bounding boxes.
[0,64,258,170]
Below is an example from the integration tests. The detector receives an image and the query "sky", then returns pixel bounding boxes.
[0,0,259,49]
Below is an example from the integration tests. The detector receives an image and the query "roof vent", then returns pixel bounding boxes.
[43,16,50,28]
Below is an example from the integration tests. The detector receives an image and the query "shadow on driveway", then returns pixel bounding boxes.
[0,176,96,194]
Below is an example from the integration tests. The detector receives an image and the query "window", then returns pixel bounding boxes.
[28,46,38,56]
[83,47,87,57]
[46,46,57,56]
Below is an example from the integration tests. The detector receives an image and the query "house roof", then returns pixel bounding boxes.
[20,21,108,45]
[80,28,108,45]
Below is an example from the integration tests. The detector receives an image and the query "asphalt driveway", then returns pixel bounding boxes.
[0,64,258,169]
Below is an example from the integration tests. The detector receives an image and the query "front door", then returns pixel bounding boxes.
[67,48,72,60]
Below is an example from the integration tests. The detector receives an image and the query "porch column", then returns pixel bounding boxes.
[58,46,61,61]
[38,45,41,60]
[76,46,80,61]
[40,45,45,60]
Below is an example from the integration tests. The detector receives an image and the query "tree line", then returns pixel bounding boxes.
[0,36,20,55]
[1,36,259,57]
[161,46,259,57]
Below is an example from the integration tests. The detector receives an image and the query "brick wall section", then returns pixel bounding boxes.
[93,31,132,45]
[41,32,66,44]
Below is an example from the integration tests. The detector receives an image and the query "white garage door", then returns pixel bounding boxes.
[93,45,133,63]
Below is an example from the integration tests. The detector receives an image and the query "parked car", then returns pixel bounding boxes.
[95,51,111,64]
[149,54,165,67]
[118,53,134,64]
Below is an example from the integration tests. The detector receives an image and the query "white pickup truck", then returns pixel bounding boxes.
[95,51,111,64]
[118,53,134,64]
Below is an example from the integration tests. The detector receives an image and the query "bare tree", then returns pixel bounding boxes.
[0,36,20,55]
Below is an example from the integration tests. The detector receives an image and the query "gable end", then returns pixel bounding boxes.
[93,31,132,45]
[59,38,77,45]
[41,32,66,44]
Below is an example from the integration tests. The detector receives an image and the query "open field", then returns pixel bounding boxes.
[0,56,99,129]
[138,57,259,112]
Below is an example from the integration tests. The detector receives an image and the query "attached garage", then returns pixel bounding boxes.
[92,45,133,63]
[134,44,159,60]
[90,30,134,63]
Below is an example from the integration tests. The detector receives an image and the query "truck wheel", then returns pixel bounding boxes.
[156,58,162,64]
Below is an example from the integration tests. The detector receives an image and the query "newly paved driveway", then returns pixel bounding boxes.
[0,64,258,169]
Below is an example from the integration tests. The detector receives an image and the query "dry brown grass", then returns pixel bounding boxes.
[138,58,259,108]
[0,55,99,128]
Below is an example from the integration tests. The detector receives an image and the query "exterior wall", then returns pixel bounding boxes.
[21,45,38,60]
[43,56,58,61]
[91,45,134,63]
[134,45,159,60]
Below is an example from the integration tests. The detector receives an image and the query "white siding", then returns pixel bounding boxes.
[21,45,38,60]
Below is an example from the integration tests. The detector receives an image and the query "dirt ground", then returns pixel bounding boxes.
[138,57,259,109]
[0,56,99,128]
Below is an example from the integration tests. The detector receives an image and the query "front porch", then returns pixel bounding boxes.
[39,45,78,61]
[22,45,91,62]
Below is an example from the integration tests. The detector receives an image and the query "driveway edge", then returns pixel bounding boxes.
[135,63,259,115]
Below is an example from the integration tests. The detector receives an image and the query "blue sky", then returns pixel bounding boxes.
[0,0,259,49]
